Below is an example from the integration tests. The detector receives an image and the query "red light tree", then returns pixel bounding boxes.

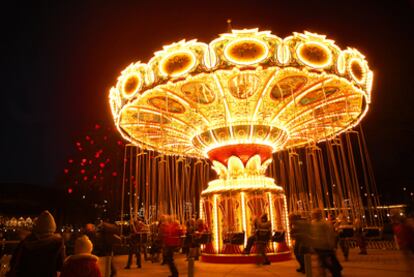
[60,123,124,224]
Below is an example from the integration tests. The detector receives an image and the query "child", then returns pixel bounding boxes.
[61,235,102,277]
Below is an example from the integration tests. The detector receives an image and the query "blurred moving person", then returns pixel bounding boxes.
[310,209,342,277]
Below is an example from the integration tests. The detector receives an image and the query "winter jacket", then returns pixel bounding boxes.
[393,220,414,252]
[8,233,65,277]
[60,254,102,277]
[310,219,337,250]
[162,222,184,247]
[256,221,271,242]
[95,222,121,256]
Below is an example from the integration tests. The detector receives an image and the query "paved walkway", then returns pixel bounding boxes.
[99,248,413,277]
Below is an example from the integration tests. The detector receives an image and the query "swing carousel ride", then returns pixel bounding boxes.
[109,29,373,263]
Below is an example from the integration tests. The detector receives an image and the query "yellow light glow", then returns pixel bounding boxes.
[159,50,197,78]
[240,192,247,247]
[199,199,204,220]
[121,72,142,98]
[213,194,219,253]
[282,195,292,247]
[336,51,347,75]
[366,70,373,102]
[268,192,276,250]
[202,176,283,195]
[224,38,269,65]
[277,43,290,65]
[348,57,367,84]
[296,41,333,69]
[109,29,371,158]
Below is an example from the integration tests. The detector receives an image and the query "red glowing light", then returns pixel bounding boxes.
[93,175,97,180]
[99,163,105,168]
[117,140,123,145]
[68,188,73,194]
[68,159,74,164]
[86,136,90,141]
[90,140,94,145]
[82,158,87,163]
[83,176,88,181]
[80,169,86,174]
[112,172,118,177]
[76,142,81,146]
[64,169,69,174]
[95,124,101,129]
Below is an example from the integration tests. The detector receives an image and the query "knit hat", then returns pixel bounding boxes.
[74,235,93,254]
[33,210,57,235]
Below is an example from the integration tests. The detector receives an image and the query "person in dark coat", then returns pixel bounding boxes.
[242,216,259,254]
[7,210,65,277]
[161,217,184,277]
[289,213,311,274]
[61,235,102,277]
[96,219,120,277]
[310,209,343,277]
[255,213,272,265]
[124,218,148,269]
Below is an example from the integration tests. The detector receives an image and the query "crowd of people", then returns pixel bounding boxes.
[1,211,210,277]
[289,208,414,276]
[1,207,413,277]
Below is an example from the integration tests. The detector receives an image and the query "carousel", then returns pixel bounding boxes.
[109,28,373,263]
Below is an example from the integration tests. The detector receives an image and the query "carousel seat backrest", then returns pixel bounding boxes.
[199,232,212,244]
[363,227,382,240]
[223,232,245,245]
[230,232,245,245]
[256,229,271,242]
[272,231,285,242]
[338,225,354,238]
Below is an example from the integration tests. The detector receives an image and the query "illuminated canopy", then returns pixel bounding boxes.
[109,29,372,159]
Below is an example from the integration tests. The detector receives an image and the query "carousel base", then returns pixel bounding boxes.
[200,251,291,264]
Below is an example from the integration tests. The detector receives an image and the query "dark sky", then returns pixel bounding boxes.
[1,0,413,202]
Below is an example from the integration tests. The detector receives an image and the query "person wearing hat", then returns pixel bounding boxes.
[7,210,65,277]
[60,235,102,277]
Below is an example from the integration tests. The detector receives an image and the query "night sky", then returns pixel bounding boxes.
[1,0,413,203]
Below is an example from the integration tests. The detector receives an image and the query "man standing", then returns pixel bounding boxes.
[289,213,310,273]
[124,219,141,269]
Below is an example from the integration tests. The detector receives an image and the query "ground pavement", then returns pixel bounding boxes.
[99,248,413,277]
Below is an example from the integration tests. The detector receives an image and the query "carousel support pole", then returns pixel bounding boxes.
[134,149,139,221]
[120,144,129,237]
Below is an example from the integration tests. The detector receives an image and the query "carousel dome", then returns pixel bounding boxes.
[109,29,372,159]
